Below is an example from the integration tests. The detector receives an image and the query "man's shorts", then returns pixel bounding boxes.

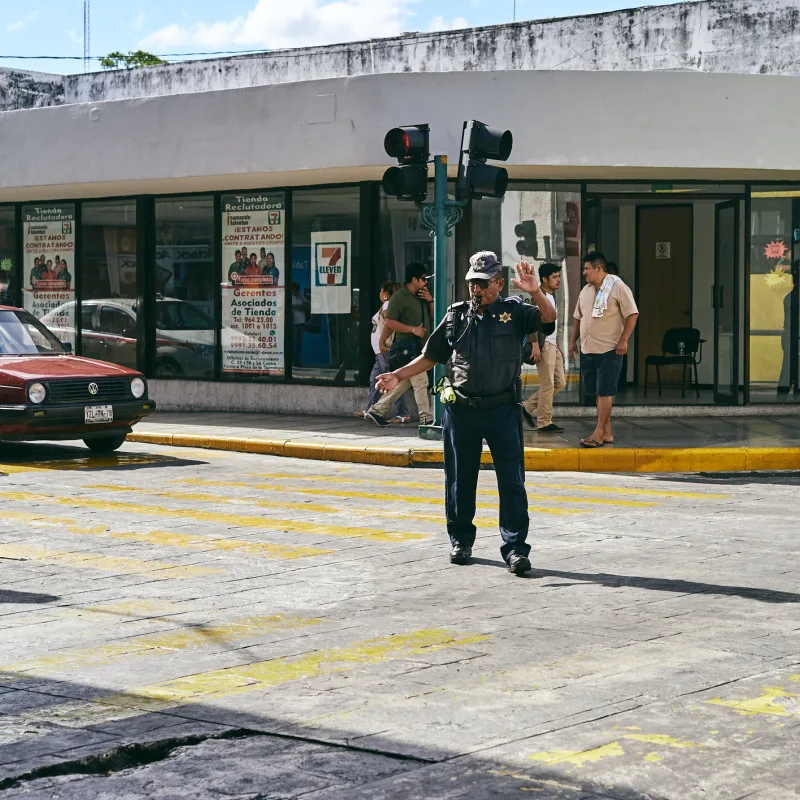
[581,350,624,398]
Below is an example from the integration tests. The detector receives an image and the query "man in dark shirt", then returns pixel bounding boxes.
[376,252,556,576]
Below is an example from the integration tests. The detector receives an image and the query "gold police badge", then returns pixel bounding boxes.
[499,311,512,323]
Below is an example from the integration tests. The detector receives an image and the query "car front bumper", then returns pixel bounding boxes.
[0,400,156,441]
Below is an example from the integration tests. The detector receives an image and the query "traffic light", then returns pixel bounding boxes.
[515,220,538,258]
[382,124,430,201]
[456,120,513,201]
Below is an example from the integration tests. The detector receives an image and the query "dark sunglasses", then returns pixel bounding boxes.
[468,278,500,290]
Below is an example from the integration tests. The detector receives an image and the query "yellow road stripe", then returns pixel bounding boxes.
[83,600,181,616]
[0,454,163,473]
[203,482,655,509]
[528,483,727,500]
[1,510,331,560]
[2,614,320,676]
[173,479,589,516]
[0,543,219,579]
[22,628,489,728]
[171,481,513,523]
[250,472,729,500]
[0,491,428,543]
[84,485,354,516]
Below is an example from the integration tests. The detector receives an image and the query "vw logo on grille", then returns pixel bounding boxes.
[88,383,99,396]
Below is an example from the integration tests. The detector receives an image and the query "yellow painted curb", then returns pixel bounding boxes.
[126,432,800,473]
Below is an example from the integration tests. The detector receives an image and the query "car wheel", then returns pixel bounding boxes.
[84,435,127,453]
[154,358,183,378]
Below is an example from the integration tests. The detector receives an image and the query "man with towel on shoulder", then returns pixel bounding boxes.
[568,252,638,448]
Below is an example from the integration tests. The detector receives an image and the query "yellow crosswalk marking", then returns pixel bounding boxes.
[0,454,163,473]
[173,479,589,516]
[172,480,514,524]
[0,491,428,543]
[202,481,655,509]
[0,510,331,560]
[250,472,728,500]
[2,614,321,676]
[84,485,353,516]
[20,628,489,730]
[0,543,219,579]
[528,483,728,500]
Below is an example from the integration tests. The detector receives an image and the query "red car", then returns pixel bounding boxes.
[0,306,155,452]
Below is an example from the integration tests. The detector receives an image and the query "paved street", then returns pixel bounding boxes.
[0,441,798,799]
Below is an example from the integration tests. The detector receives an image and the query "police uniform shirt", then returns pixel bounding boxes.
[423,296,553,397]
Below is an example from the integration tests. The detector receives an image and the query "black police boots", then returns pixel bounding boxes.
[507,553,531,576]
[449,544,472,565]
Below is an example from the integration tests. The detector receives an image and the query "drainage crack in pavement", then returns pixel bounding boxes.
[0,728,257,790]
[0,726,435,791]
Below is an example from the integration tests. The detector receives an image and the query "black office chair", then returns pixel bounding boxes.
[644,327,705,399]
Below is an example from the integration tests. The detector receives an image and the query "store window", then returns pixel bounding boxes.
[472,184,583,405]
[749,186,800,402]
[291,187,360,382]
[154,196,215,379]
[80,200,138,368]
[21,202,76,349]
[379,182,456,304]
[0,207,14,306]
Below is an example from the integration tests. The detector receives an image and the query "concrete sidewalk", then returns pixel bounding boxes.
[127,412,800,472]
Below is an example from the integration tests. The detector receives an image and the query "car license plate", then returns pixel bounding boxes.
[85,405,113,424]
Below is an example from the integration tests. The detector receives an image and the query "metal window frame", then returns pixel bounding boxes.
[5,177,800,403]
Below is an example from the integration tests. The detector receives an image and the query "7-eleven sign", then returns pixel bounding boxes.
[315,242,348,286]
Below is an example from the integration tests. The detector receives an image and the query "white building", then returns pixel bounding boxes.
[2,0,800,414]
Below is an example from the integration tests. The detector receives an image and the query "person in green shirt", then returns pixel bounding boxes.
[364,262,434,426]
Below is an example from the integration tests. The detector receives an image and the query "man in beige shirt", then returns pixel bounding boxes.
[568,252,639,448]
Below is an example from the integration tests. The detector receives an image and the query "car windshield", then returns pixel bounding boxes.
[155,300,213,331]
[0,309,67,355]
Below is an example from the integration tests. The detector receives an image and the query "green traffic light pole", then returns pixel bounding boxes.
[418,155,468,441]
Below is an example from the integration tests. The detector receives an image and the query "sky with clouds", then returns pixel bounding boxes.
[0,0,693,75]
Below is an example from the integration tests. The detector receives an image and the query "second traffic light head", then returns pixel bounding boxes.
[456,120,513,201]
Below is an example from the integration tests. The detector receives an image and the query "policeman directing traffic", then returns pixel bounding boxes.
[376,251,557,576]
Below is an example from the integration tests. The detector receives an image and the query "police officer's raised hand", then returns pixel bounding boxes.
[511,261,540,295]
[376,372,399,394]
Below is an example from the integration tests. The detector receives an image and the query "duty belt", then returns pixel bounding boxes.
[453,389,516,410]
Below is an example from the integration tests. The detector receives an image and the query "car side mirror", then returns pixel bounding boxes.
[62,342,73,354]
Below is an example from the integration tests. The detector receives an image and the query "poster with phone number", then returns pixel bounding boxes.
[220,193,285,374]
[22,203,76,349]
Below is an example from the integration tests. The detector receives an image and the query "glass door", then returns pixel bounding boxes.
[582,197,601,256]
[714,200,740,403]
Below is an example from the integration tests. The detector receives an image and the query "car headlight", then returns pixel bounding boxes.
[130,378,146,399]
[28,383,47,404]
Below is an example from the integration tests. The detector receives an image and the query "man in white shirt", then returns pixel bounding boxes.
[522,263,566,433]
[569,252,639,448]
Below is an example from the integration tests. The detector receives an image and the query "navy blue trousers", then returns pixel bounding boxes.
[442,402,530,562]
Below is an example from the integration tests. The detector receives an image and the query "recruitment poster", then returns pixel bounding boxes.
[310,230,351,314]
[22,203,76,348]
[221,193,285,375]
